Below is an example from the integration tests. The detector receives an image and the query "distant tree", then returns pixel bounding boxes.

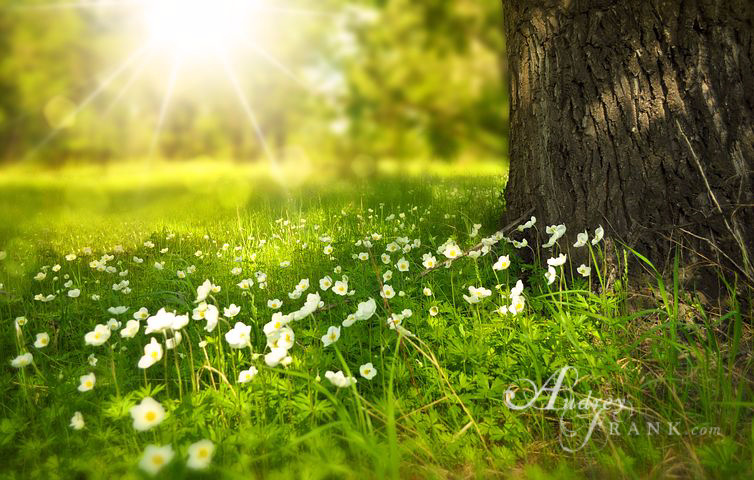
[501,0,754,287]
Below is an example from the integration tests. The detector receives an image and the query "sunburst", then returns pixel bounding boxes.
[13,0,334,164]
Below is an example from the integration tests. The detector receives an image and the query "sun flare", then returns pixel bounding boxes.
[145,0,253,57]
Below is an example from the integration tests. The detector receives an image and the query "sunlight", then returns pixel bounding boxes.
[146,0,253,57]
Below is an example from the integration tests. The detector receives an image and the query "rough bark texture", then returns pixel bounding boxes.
[502,0,754,288]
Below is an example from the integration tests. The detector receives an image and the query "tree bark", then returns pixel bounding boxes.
[501,0,754,287]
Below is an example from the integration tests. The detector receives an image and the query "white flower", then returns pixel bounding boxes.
[144,308,176,334]
[509,295,526,315]
[87,353,97,366]
[225,322,252,349]
[133,307,149,320]
[34,332,50,348]
[238,367,259,383]
[382,270,393,282]
[11,353,33,368]
[545,266,557,285]
[177,270,186,279]
[130,397,166,432]
[138,338,164,369]
[193,303,219,332]
[462,286,492,304]
[512,238,528,249]
[267,299,282,309]
[511,279,524,297]
[359,362,377,380]
[493,255,511,271]
[358,252,369,261]
[324,370,357,388]
[279,261,290,268]
[429,306,439,316]
[592,226,604,245]
[70,411,85,430]
[288,289,302,300]
[396,257,409,272]
[154,261,164,270]
[543,224,567,248]
[423,287,432,296]
[268,327,295,350]
[573,231,588,248]
[577,264,591,277]
[195,279,213,303]
[332,280,348,296]
[342,314,357,327]
[296,278,310,292]
[516,216,536,232]
[78,372,96,392]
[422,255,437,269]
[324,245,333,255]
[442,243,462,259]
[237,278,253,290]
[321,326,341,347]
[187,439,215,470]
[547,254,567,267]
[33,272,47,281]
[319,276,333,291]
[386,313,403,329]
[120,320,140,338]
[264,347,288,367]
[84,324,111,346]
[139,444,174,476]
[231,267,242,275]
[108,306,128,315]
[224,304,241,318]
[67,289,81,298]
[353,298,377,321]
[380,284,395,299]
[381,253,391,264]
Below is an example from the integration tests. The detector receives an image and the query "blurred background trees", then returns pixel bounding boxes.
[0,0,507,166]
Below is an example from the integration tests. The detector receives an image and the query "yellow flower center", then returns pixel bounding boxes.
[151,351,158,359]
[145,411,157,422]
[198,448,209,458]
[152,455,164,466]
[94,334,101,340]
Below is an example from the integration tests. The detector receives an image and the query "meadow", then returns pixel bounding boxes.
[0,160,751,479]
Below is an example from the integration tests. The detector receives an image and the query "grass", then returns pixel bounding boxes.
[0,160,751,479]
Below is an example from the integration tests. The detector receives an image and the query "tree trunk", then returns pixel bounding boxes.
[501,0,754,288]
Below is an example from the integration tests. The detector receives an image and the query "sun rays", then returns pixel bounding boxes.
[14,0,328,162]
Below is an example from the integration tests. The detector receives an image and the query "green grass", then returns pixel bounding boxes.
[0,160,751,479]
